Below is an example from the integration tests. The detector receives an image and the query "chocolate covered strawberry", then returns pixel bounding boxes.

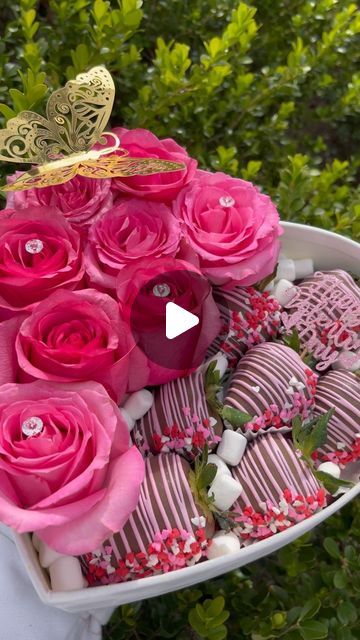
[231,433,326,542]
[312,370,360,467]
[224,342,318,437]
[81,454,212,585]
[281,270,360,371]
[206,286,281,370]
[132,365,223,459]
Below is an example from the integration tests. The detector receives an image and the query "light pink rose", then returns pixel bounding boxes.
[116,256,221,386]
[174,170,282,286]
[0,207,85,320]
[85,199,181,292]
[0,380,144,554]
[6,174,113,233]
[111,127,197,201]
[15,288,144,402]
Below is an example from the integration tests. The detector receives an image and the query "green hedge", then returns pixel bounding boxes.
[0,0,359,240]
[0,1,359,638]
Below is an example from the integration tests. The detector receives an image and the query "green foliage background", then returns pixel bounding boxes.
[0,0,359,638]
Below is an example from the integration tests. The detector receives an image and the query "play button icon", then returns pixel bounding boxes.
[122,262,222,382]
[166,302,199,339]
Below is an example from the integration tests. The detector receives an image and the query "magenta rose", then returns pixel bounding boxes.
[0,207,84,320]
[15,288,144,402]
[6,174,113,233]
[116,256,221,386]
[85,198,181,292]
[0,380,144,554]
[111,127,197,201]
[174,170,282,286]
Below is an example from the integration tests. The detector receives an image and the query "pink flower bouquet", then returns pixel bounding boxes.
[1,113,358,601]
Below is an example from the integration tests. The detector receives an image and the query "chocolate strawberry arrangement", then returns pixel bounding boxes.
[0,68,358,597]
[80,259,360,588]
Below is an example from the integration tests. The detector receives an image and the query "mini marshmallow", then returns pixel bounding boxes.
[276,258,296,282]
[207,453,232,478]
[208,474,243,511]
[271,279,297,306]
[39,540,65,569]
[317,461,341,479]
[122,389,153,420]
[217,429,247,466]
[119,407,135,432]
[49,556,84,592]
[207,531,240,559]
[293,258,314,279]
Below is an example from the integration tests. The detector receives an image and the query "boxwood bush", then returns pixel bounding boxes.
[0,1,359,638]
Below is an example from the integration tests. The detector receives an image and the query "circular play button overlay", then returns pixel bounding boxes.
[121,261,222,380]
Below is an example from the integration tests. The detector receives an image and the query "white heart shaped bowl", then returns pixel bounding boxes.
[14,221,360,613]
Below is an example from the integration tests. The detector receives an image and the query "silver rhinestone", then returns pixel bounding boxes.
[219,196,235,208]
[153,283,171,298]
[25,239,44,254]
[22,416,44,437]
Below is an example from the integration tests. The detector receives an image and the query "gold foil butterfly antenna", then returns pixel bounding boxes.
[0,66,185,192]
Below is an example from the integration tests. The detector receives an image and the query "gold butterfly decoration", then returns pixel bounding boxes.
[0,66,185,192]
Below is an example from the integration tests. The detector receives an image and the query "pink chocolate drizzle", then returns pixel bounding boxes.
[232,434,326,541]
[133,368,221,458]
[206,287,281,370]
[282,270,360,371]
[225,343,317,435]
[312,370,360,466]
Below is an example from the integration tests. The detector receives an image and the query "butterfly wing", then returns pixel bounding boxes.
[1,163,78,192]
[46,66,115,155]
[0,112,66,164]
[0,66,114,165]
[77,154,185,179]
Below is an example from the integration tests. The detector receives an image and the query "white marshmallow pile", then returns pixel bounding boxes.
[34,535,84,592]
[266,255,314,305]
[206,429,247,517]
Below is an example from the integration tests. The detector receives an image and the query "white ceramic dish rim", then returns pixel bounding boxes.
[14,221,360,611]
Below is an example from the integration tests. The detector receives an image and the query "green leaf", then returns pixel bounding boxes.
[323,537,341,559]
[314,470,353,495]
[283,328,301,354]
[299,620,328,640]
[207,627,227,640]
[0,104,17,121]
[198,463,218,490]
[333,569,347,589]
[206,596,225,617]
[221,406,252,426]
[299,598,321,621]
[337,601,357,625]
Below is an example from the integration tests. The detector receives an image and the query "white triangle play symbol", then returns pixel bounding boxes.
[166,302,199,340]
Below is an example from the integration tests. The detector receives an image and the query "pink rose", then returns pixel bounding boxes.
[0,207,84,320]
[15,288,144,402]
[174,170,282,286]
[85,199,181,292]
[116,257,221,386]
[111,127,197,201]
[0,380,144,554]
[6,174,113,233]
